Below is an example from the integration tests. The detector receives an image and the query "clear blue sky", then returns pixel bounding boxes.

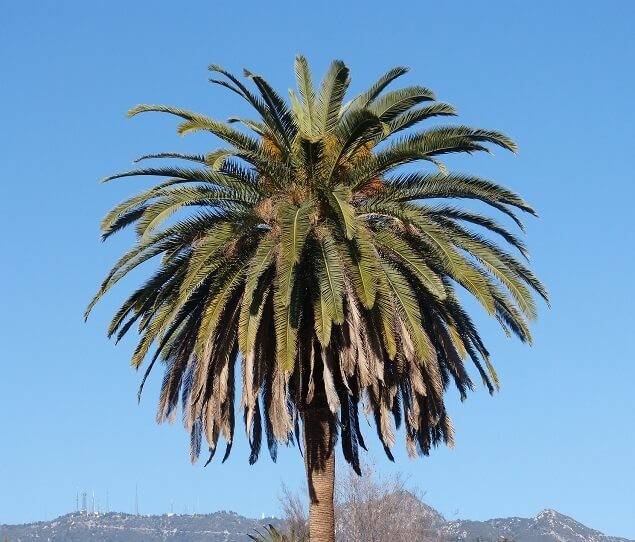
[1,1,634,538]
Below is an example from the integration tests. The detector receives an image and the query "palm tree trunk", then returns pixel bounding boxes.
[302,404,336,542]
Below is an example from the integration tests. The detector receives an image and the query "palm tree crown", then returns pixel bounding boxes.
[87,57,548,475]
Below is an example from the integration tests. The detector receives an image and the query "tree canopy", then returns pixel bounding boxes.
[87,56,548,476]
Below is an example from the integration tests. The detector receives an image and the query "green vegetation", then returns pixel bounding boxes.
[88,56,546,541]
[249,524,293,542]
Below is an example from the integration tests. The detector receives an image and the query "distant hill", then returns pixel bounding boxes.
[443,508,633,542]
[0,506,631,541]
[0,511,283,541]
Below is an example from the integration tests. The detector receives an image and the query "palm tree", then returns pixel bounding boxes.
[87,57,547,542]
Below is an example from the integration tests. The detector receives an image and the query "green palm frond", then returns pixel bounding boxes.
[426,205,529,258]
[373,283,398,361]
[128,105,261,152]
[374,229,446,300]
[244,69,297,149]
[280,200,314,265]
[273,278,300,373]
[328,185,357,239]
[339,223,377,309]
[368,85,436,120]
[195,255,250,357]
[316,230,345,327]
[208,64,292,148]
[385,102,458,136]
[419,125,518,153]
[348,66,409,110]
[248,524,293,542]
[239,237,275,356]
[134,152,207,164]
[293,55,316,136]
[315,60,350,133]
[381,261,434,366]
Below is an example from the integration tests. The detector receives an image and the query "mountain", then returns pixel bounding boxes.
[0,507,631,542]
[443,508,633,542]
[0,511,283,541]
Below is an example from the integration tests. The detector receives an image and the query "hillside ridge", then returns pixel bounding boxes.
[1,505,631,541]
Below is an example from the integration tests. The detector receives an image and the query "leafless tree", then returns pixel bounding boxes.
[279,461,446,541]
[279,484,311,542]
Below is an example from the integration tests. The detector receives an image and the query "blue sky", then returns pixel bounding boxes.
[1,0,634,538]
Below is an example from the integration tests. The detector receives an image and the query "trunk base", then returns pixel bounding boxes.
[303,405,336,542]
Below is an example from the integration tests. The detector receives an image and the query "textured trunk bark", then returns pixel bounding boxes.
[303,404,336,542]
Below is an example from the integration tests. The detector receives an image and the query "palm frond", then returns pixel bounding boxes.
[277,199,313,315]
[244,69,297,149]
[374,229,446,300]
[315,230,345,328]
[385,102,458,136]
[339,222,377,309]
[386,172,535,216]
[368,85,436,120]
[328,185,357,239]
[348,66,409,110]
[315,60,350,133]
[293,55,316,136]
[134,152,207,164]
